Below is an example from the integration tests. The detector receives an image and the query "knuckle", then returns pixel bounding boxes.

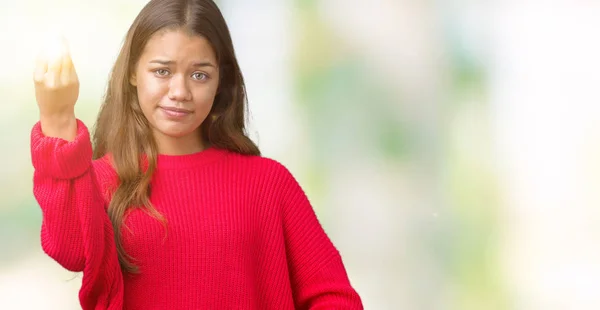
[45,81,58,89]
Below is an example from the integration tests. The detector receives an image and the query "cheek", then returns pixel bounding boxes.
[199,90,217,105]
[193,84,219,109]
[137,77,164,111]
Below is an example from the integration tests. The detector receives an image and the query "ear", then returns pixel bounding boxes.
[129,73,137,86]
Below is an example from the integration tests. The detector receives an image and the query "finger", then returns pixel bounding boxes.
[33,52,48,83]
[47,36,67,74]
[48,52,62,73]
[46,56,62,88]
[60,52,74,84]
[47,46,64,87]
[70,63,77,79]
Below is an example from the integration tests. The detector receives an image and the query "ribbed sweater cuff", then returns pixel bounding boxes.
[31,119,93,179]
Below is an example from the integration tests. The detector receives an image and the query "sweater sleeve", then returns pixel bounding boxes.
[31,119,123,310]
[276,164,363,310]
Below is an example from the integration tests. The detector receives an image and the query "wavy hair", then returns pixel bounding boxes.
[92,0,260,273]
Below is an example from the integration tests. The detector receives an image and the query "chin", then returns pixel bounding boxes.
[155,123,200,139]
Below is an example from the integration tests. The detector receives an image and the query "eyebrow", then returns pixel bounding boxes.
[149,59,216,68]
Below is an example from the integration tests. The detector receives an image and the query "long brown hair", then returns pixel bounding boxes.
[92,0,260,273]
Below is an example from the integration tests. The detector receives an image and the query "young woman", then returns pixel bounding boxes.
[31,0,362,309]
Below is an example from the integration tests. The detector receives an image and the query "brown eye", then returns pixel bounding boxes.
[155,69,170,76]
[192,72,208,81]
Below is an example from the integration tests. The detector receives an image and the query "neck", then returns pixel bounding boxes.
[154,130,207,156]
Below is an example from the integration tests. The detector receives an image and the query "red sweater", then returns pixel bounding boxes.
[30,120,363,310]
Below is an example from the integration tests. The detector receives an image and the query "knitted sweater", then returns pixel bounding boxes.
[30,120,363,309]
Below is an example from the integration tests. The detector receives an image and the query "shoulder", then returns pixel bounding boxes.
[92,153,116,177]
[224,151,296,182]
[223,151,306,199]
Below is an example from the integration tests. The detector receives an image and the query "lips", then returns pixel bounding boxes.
[160,106,192,113]
[159,106,192,118]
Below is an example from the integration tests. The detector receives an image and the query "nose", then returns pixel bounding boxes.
[168,74,192,102]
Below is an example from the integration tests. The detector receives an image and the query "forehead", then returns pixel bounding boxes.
[140,29,217,63]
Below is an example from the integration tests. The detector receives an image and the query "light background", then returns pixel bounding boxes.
[1,1,600,309]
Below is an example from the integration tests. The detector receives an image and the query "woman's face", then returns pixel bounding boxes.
[131,28,220,154]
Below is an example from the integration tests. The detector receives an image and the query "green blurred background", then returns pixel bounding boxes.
[2,1,600,309]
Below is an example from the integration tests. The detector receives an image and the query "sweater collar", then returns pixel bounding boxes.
[154,146,228,170]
